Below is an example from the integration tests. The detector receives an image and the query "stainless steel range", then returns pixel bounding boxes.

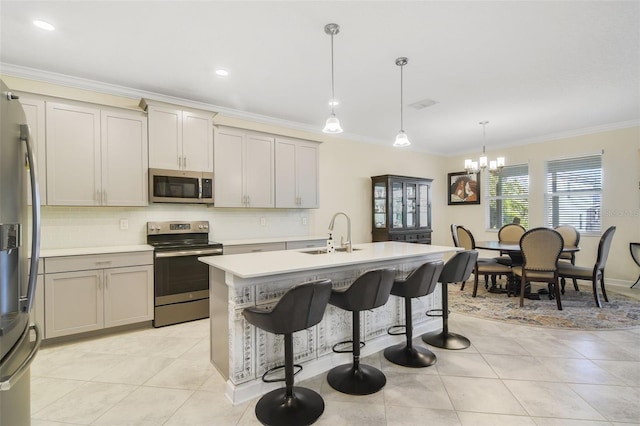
[147,221,222,327]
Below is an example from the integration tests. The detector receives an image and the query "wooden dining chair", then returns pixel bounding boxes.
[554,224,581,293]
[495,223,526,266]
[512,228,564,310]
[558,226,616,308]
[451,224,512,297]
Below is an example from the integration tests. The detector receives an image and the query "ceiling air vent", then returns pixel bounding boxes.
[409,98,439,110]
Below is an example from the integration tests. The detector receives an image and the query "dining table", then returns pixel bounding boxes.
[474,240,580,299]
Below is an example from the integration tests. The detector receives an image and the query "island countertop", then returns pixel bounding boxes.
[199,241,459,279]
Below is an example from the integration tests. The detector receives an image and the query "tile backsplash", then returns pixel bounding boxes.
[37,205,315,249]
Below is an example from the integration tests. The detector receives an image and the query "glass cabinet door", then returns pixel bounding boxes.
[391,181,404,228]
[373,182,387,228]
[406,183,417,228]
[419,183,430,228]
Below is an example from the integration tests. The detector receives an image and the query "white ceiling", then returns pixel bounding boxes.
[1,1,639,155]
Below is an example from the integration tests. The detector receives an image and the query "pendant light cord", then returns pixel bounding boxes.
[400,63,404,132]
[330,32,335,115]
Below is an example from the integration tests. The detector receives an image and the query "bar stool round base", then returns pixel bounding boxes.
[327,364,386,395]
[421,331,470,350]
[383,343,437,368]
[255,386,324,426]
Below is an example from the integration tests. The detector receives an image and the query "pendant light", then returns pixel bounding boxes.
[322,23,343,134]
[393,57,410,147]
[464,121,505,173]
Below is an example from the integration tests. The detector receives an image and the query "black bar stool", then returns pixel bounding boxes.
[242,279,332,426]
[326,268,395,395]
[383,260,444,367]
[422,250,478,350]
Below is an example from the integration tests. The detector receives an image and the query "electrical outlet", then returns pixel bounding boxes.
[119,219,129,230]
[302,217,308,225]
[260,217,266,226]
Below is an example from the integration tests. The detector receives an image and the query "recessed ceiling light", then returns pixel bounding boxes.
[215,69,229,77]
[33,20,55,31]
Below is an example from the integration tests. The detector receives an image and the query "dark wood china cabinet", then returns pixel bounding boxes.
[371,175,432,244]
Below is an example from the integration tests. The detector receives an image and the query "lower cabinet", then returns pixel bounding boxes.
[43,252,153,339]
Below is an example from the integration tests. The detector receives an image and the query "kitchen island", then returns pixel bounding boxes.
[199,241,459,404]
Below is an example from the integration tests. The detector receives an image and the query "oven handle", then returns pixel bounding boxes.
[155,248,223,258]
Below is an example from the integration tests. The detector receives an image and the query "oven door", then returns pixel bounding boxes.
[153,248,221,305]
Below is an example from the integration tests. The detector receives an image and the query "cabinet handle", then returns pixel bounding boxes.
[178,156,182,169]
[103,190,107,205]
[246,195,250,206]
[183,156,187,169]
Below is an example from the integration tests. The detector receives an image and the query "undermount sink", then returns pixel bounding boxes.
[301,247,361,255]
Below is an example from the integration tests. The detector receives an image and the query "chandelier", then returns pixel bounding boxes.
[464,121,504,173]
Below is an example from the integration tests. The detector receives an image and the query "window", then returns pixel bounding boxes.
[486,164,529,230]
[545,154,602,233]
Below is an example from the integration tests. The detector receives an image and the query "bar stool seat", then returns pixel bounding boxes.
[242,279,332,426]
[327,268,395,395]
[383,260,444,368]
[422,250,478,350]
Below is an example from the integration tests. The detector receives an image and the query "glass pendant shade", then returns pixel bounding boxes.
[393,131,411,147]
[323,114,343,133]
[479,155,488,168]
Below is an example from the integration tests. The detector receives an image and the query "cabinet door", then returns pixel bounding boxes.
[391,181,404,229]
[245,134,274,208]
[214,127,245,207]
[147,105,182,170]
[101,110,148,206]
[44,270,103,338]
[405,182,417,228]
[418,182,431,229]
[296,141,319,208]
[104,265,153,327]
[46,102,101,206]
[182,111,213,172]
[275,138,319,208]
[275,138,297,207]
[20,97,47,205]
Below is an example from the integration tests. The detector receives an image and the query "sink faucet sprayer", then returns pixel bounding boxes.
[328,212,352,253]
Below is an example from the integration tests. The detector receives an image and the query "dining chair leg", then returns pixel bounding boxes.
[472,269,479,297]
[601,273,609,302]
[572,278,579,292]
[519,275,526,307]
[553,280,562,310]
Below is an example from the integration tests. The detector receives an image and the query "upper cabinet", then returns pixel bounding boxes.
[275,137,319,208]
[141,100,213,172]
[213,126,275,208]
[46,101,148,206]
[19,96,47,205]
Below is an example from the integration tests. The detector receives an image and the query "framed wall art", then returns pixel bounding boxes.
[448,171,480,205]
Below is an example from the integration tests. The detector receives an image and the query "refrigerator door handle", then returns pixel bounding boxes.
[0,323,42,391]
[20,123,41,313]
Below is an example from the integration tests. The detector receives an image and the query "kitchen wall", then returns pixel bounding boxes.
[4,74,639,285]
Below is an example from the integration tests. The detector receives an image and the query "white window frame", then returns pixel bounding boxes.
[544,153,602,236]
[485,164,529,231]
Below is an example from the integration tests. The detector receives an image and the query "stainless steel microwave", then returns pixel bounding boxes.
[149,168,214,204]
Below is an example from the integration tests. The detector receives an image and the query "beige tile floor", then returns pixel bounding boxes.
[30,286,640,426]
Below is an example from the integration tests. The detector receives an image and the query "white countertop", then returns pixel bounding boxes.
[216,236,327,246]
[199,241,459,278]
[40,245,153,258]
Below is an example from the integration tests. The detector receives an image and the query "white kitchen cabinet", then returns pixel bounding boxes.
[143,101,213,172]
[100,110,148,206]
[214,127,275,208]
[19,96,47,205]
[45,101,148,206]
[275,137,320,208]
[44,252,153,339]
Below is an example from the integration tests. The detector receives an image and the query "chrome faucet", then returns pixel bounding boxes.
[328,211,352,252]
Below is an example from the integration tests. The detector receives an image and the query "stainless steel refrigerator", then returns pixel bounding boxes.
[0,79,42,425]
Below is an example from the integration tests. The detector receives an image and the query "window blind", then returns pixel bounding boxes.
[545,154,602,233]
[486,164,529,230]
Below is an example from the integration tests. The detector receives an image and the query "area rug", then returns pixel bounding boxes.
[448,283,640,330]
